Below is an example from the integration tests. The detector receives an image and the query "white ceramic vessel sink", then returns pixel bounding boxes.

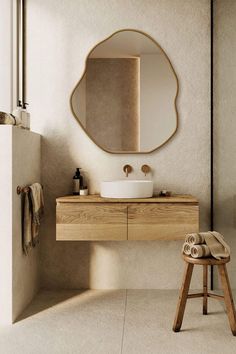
[100,180,153,199]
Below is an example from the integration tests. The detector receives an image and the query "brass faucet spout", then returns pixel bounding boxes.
[141,164,151,176]
[123,165,132,177]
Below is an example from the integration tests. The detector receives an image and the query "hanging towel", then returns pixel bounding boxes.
[183,231,230,259]
[23,192,32,253]
[23,183,44,253]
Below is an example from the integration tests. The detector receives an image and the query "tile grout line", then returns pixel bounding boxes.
[120,289,128,354]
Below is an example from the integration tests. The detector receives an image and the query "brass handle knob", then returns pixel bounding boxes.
[123,164,132,177]
[141,164,151,176]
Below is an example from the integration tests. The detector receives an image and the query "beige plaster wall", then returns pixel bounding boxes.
[0,127,13,324]
[214,0,236,288]
[12,128,41,321]
[0,127,41,324]
[27,0,210,289]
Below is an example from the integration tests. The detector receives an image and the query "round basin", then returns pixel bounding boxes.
[100,180,153,199]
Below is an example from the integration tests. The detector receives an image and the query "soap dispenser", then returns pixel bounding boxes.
[73,168,83,195]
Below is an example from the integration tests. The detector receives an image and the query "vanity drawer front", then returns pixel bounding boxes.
[56,203,127,241]
[128,203,199,240]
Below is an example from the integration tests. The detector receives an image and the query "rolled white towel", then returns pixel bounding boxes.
[182,242,191,255]
[190,244,211,258]
[183,231,230,260]
[185,233,205,245]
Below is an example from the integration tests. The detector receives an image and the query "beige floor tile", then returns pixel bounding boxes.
[122,290,236,354]
[0,290,236,354]
[0,290,126,354]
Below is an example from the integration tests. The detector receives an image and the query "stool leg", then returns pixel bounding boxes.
[203,264,208,315]
[218,264,236,336]
[173,262,194,332]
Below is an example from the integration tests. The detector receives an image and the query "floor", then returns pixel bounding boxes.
[0,290,235,354]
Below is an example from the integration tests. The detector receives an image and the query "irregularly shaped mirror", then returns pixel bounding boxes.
[70,29,178,153]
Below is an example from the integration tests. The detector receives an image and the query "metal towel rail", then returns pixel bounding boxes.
[16,186,30,194]
[16,184,43,195]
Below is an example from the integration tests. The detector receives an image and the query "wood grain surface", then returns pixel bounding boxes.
[57,203,127,241]
[128,203,199,240]
[56,194,198,204]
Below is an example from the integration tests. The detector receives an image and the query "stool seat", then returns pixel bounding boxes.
[173,253,236,336]
[182,254,230,265]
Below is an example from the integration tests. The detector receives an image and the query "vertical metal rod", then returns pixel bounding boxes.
[16,0,21,105]
[210,0,214,290]
[10,0,13,111]
[203,264,208,314]
[22,0,26,105]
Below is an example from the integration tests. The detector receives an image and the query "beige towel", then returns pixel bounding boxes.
[29,183,44,246]
[182,242,191,255]
[190,244,211,258]
[183,231,230,259]
[23,193,32,253]
[185,233,205,245]
[23,183,44,253]
[204,231,230,260]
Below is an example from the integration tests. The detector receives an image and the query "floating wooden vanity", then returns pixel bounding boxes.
[56,195,199,241]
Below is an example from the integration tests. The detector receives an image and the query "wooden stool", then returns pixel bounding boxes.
[173,254,236,335]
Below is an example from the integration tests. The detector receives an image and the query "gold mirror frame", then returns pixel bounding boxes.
[70,29,179,154]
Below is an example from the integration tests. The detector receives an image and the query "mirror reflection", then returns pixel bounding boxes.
[71,30,178,153]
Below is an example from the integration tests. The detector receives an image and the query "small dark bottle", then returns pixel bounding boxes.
[73,168,83,195]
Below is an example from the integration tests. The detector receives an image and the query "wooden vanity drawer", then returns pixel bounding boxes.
[128,203,199,240]
[56,202,127,241]
[56,195,199,241]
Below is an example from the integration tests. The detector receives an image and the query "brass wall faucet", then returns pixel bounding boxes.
[123,165,132,177]
[141,164,151,176]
